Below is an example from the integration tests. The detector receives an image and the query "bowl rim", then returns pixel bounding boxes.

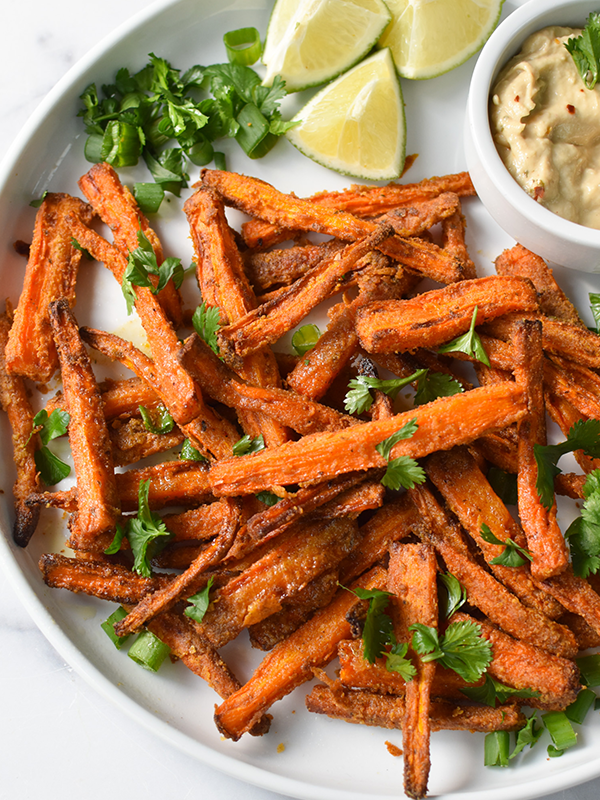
[467,0,600,247]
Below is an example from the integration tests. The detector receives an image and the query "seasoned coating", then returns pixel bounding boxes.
[46,376,163,422]
[5,193,94,383]
[0,310,41,546]
[244,240,346,290]
[49,299,120,552]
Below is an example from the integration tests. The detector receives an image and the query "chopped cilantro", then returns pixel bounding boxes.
[414,370,464,406]
[347,586,395,664]
[30,408,71,485]
[180,438,207,462]
[256,490,280,506]
[232,433,265,456]
[510,714,543,760]
[565,469,600,578]
[385,641,417,681]
[375,419,425,491]
[121,230,184,314]
[438,572,468,619]
[139,403,175,434]
[344,370,425,415]
[461,674,540,707]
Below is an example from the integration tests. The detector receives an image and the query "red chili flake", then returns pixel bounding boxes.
[514,95,520,102]
[567,104,575,114]
[534,185,545,201]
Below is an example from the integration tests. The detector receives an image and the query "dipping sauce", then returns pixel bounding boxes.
[490,26,600,230]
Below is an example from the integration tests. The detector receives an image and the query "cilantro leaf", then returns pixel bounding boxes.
[534,420,600,509]
[565,469,600,577]
[349,587,395,663]
[376,418,419,461]
[256,490,280,506]
[414,370,464,406]
[385,641,417,681]
[461,674,540,707]
[184,577,214,624]
[232,434,265,456]
[510,714,544,759]
[381,457,426,491]
[565,13,600,89]
[105,480,172,576]
[480,523,532,568]
[438,572,468,619]
[31,408,70,445]
[180,438,207,462]
[344,370,426,415]
[139,403,175,434]
[437,306,490,366]
[487,467,518,506]
[30,409,72,485]
[411,620,492,683]
[121,230,183,314]
[192,302,222,355]
[34,446,71,486]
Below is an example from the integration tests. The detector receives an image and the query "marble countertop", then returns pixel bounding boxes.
[1,2,600,799]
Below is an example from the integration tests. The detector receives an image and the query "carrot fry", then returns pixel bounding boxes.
[425,447,564,619]
[388,543,438,799]
[179,333,355,435]
[109,417,185,467]
[513,319,570,580]
[441,208,476,280]
[305,684,525,732]
[217,223,396,360]
[5,193,94,383]
[67,216,201,426]
[0,310,41,546]
[80,325,239,460]
[495,244,585,328]
[200,516,360,648]
[46,376,163,422]
[39,553,172,604]
[49,299,120,552]
[241,171,475,249]
[209,382,527,496]
[538,568,600,639]
[162,499,240,543]
[78,162,182,326]
[409,483,577,658]
[201,169,465,283]
[213,565,387,740]
[452,613,580,711]
[244,240,345,290]
[184,185,288,446]
[355,276,538,354]
[544,355,600,421]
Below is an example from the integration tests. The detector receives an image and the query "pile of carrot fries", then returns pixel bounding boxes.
[3,161,600,798]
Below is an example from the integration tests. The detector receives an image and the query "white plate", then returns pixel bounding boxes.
[2,1,600,798]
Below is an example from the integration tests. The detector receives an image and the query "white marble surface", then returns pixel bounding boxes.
[2,2,600,799]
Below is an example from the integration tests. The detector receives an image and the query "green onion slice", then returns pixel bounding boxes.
[484,731,510,767]
[577,653,600,687]
[223,27,262,66]
[127,630,171,672]
[101,606,130,650]
[542,710,578,755]
[565,688,597,724]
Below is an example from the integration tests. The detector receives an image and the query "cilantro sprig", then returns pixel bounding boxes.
[30,408,71,485]
[344,370,426,415]
[414,370,464,406]
[565,13,600,89]
[410,620,493,683]
[105,479,172,576]
[184,577,215,624]
[232,434,265,456]
[480,523,532,568]
[438,572,468,619]
[350,587,395,663]
[534,419,600,509]
[437,306,490,366]
[192,302,222,355]
[565,469,600,577]
[122,230,184,314]
[462,674,540,707]
[375,419,426,491]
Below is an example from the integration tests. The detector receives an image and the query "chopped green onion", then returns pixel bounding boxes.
[223,27,262,66]
[214,152,227,171]
[127,630,171,672]
[30,190,49,208]
[542,710,578,755]
[577,653,600,686]
[186,138,214,167]
[133,182,165,214]
[565,688,597,724]
[484,731,510,767]
[101,606,130,649]
[235,103,278,159]
[292,324,321,356]
[100,120,142,167]
[180,438,206,462]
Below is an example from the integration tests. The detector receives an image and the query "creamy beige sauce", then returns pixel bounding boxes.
[490,26,600,229]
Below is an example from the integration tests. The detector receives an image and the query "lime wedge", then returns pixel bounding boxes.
[379,0,504,80]
[262,0,391,92]
[286,48,405,181]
